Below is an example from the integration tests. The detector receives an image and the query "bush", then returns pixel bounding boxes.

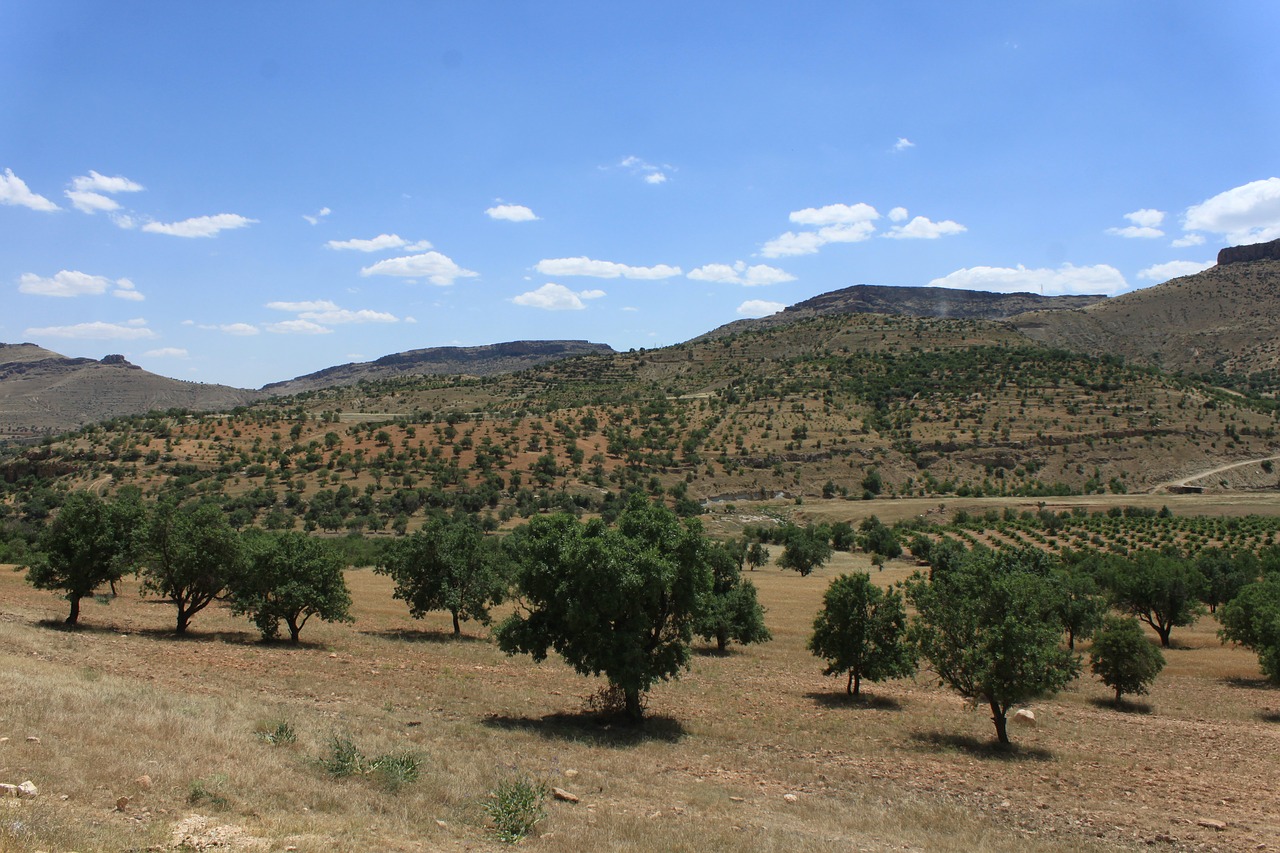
[484,773,550,843]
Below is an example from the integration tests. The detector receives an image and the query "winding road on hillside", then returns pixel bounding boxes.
[1153,453,1280,492]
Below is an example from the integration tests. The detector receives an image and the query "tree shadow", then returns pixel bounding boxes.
[481,710,687,747]
[693,645,742,658]
[1222,676,1276,691]
[806,691,903,711]
[360,628,488,645]
[1088,697,1153,714]
[1258,709,1280,724]
[908,731,1053,761]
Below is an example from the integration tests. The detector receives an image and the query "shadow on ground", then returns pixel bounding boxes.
[361,628,489,645]
[481,710,687,747]
[806,690,903,711]
[908,731,1053,761]
[1088,697,1154,714]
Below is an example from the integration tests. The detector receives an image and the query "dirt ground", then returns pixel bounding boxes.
[1,546,1278,852]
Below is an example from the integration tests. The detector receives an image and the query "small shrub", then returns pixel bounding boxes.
[369,751,421,792]
[316,732,421,791]
[484,773,550,843]
[318,733,367,778]
[187,775,230,809]
[256,719,297,746]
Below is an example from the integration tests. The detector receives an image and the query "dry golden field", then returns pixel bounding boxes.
[3,520,1279,853]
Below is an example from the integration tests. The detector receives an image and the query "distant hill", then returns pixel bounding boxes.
[0,343,256,442]
[1011,257,1280,378]
[695,284,1105,341]
[261,340,617,395]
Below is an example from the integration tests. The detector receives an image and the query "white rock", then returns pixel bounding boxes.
[783,793,799,804]
[1012,709,1037,727]
[18,781,38,798]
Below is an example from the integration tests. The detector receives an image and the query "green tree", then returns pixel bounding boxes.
[376,514,509,637]
[1054,567,1107,650]
[1089,615,1165,707]
[1100,550,1206,648]
[859,516,902,561]
[809,573,915,697]
[906,549,1080,744]
[1217,575,1280,683]
[695,541,771,652]
[233,531,353,642]
[745,541,770,572]
[141,501,246,635]
[495,496,713,721]
[777,524,833,577]
[26,490,145,626]
[1195,548,1256,614]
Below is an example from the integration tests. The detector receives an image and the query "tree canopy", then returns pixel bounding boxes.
[233,531,353,642]
[141,500,246,635]
[809,572,915,697]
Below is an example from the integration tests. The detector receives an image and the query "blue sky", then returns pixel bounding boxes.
[3,2,1279,389]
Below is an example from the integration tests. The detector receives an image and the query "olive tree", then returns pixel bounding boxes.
[809,573,915,697]
[695,541,771,652]
[376,514,509,637]
[1100,550,1205,648]
[1089,615,1165,707]
[777,524,833,577]
[496,496,713,721]
[141,501,245,635]
[232,531,353,642]
[906,548,1080,744]
[1218,575,1280,683]
[26,490,145,626]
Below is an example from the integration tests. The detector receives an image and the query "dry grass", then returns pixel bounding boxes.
[2,548,1278,852]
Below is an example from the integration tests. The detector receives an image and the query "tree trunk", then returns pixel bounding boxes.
[66,594,82,626]
[1115,686,1124,708]
[175,605,191,636]
[288,618,301,643]
[717,629,728,653]
[624,687,643,723]
[1155,624,1172,648]
[990,699,1010,744]
[452,610,461,637]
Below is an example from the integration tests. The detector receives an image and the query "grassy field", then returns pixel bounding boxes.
[3,506,1279,853]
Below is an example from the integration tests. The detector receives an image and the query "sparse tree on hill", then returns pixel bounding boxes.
[496,495,713,722]
[906,549,1080,745]
[809,573,915,697]
[696,541,771,652]
[141,500,246,635]
[232,531,353,642]
[377,514,509,637]
[1089,615,1165,707]
[26,490,145,626]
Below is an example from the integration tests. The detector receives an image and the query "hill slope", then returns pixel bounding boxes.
[261,340,617,395]
[1012,258,1280,380]
[0,343,256,442]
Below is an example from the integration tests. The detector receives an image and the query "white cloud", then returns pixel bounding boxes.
[1171,233,1205,248]
[19,270,111,297]
[736,299,786,318]
[1107,225,1164,239]
[111,213,138,230]
[534,257,681,279]
[0,169,58,211]
[66,190,121,213]
[485,204,539,222]
[217,323,260,336]
[1137,259,1214,281]
[301,308,398,325]
[145,347,188,358]
[71,171,144,194]
[512,282,605,311]
[266,300,340,313]
[326,233,420,252]
[1125,209,1165,228]
[888,206,909,222]
[790,203,879,227]
[894,138,916,152]
[760,231,826,257]
[112,279,144,301]
[885,216,967,239]
[360,251,478,285]
[25,319,156,340]
[143,213,257,238]
[927,263,1127,296]
[619,155,670,184]
[1183,177,1280,244]
[302,206,331,225]
[264,319,332,335]
[688,261,796,286]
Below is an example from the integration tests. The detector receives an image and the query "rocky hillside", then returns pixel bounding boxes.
[1011,256,1280,380]
[261,340,616,396]
[696,284,1105,341]
[0,343,257,442]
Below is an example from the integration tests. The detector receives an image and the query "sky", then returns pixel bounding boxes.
[3,2,1279,390]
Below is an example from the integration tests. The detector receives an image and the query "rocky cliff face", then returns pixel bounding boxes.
[1218,238,1280,266]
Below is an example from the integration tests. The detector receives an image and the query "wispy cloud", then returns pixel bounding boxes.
[25,318,156,340]
[618,155,671,185]
[266,299,399,325]
[326,233,428,252]
[1107,208,1165,239]
[143,213,257,238]
[1137,259,1214,281]
[894,137,916,152]
[687,261,796,286]
[144,347,188,358]
[360,251,478,285]
[0,168,58,211]
[535,256,681,279]
[884,216,967,239]
[263,319,332,335]
[736,299,785,317]
[302,206,331,225]
[513,283,606,310]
